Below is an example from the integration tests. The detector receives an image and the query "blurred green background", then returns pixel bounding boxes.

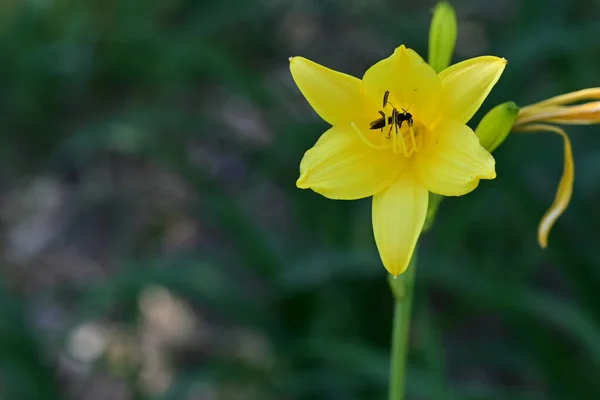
[1,0,600,399]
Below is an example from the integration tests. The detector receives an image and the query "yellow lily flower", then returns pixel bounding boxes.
[290,45,507,276]
[513,88,600,248]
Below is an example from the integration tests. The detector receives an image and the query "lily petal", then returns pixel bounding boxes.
[297,125,405,200]
[516,102,600,126]
[362,45,443,127]
[439,56,507,124]
[513,123,574,249]
[519,87,600,111]
[372,171,428,276]
[415,120,496,196]
[290,56,368,126]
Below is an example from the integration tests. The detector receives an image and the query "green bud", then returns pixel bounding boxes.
[428,2,458,73]
[475,101,520,153]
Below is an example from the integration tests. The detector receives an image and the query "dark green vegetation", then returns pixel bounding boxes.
[1,0,600,399]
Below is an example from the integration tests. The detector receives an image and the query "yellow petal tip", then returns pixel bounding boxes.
[289,56,307,66]
[488,56,508,68]
[395,44,408,54]
[296,174,309,189]
[485,163,497,179]
[385,264,408,278]
[538,226,549,248]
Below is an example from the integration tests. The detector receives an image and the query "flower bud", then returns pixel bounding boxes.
[475,101,519,153]
[428,2,458,73]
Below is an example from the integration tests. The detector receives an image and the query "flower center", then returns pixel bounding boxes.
[350,91,423,157]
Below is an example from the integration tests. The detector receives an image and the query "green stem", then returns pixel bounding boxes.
[387,252,417,400]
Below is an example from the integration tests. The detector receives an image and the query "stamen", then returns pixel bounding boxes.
[397,129,409,156]
[408,125,418,154]
[391,125,397,153]
[350,123,390,150]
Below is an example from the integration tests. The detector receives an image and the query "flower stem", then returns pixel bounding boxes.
[387,252,417,400]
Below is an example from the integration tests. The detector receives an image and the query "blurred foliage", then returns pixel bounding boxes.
[1,0,600,399]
